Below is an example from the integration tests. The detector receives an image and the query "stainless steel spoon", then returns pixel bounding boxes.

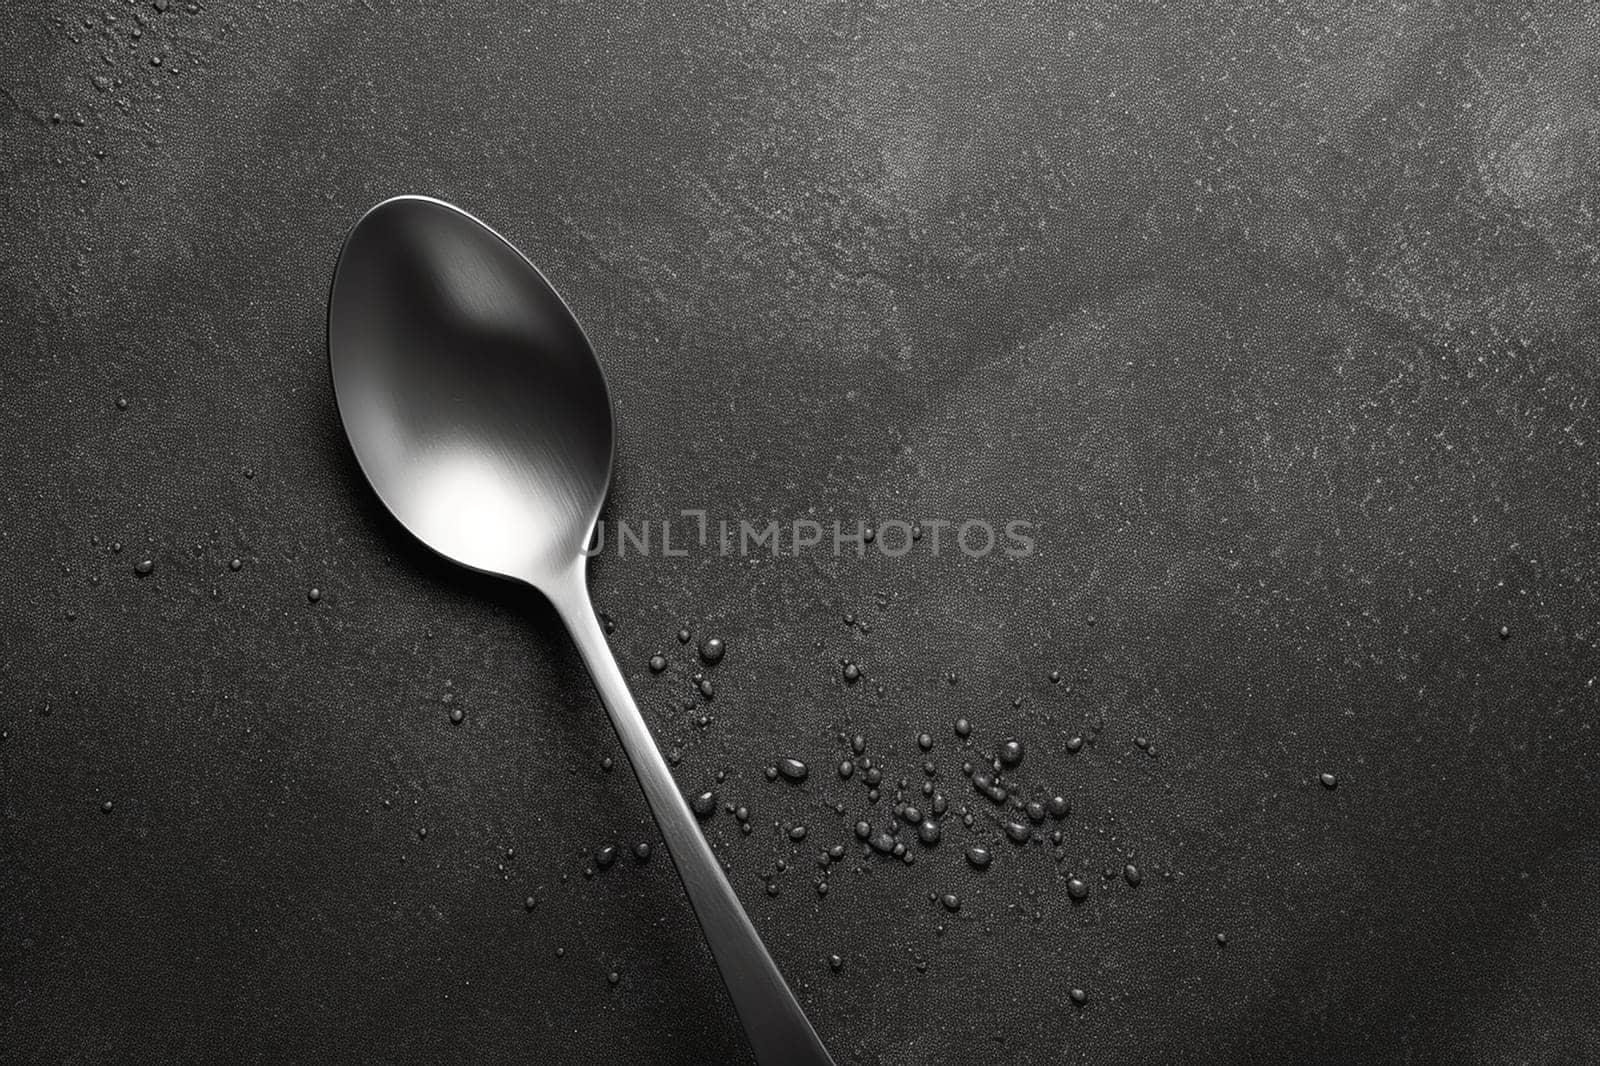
[327,196,834,1066]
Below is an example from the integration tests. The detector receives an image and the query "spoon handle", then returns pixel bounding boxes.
[549,571,837,1066]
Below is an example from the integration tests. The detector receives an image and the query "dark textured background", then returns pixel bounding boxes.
[4,2,1600,1062]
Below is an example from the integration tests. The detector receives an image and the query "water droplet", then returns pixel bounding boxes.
[134,559,153,576]
[448,707,463,725]
[965,846,992,870]
[789,825,807,841]
[1319,772,1338,789]
[677,627,691,643]
[828,954,843,971]
[869,832,896,855]
[998,739,1024,767]
[837,760,854,780]
[607,971,620,986]
[1070,988,1087,1006]
[1049,669,1061,683]
[1216,932,1228,947]
[595,845,617,869]
[954,718,971,738]
[698,678,714,699]
[1498,624,1510,640]
[851,734,866,754]
[1123,863,1142,887]
[699,636,725,664]
[917,820,941,845]
[115,396,129,410]
[1067,876,1088,902]
[524,896,537,912]
[1003,820,1032,845]
[634,842,652,862]
[648,654,666,673]
[1025,801,1046,824]
[690,791,717,819]
[776,757,809,783]
[601,756,613,772]
[842,663,861,684]
[1047,795,1070,819]
[901,805,923,825]
[972,772,1007,804]
[917,732,933,751]
[228,557,242,571]
[939,893,961,912]
[854,821,871,840]
[101,799,114,813]
[307,587,322,603]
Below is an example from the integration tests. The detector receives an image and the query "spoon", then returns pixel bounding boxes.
[327,196,836,1066]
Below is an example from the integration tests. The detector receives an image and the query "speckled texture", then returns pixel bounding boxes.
[4,2,1600,1063]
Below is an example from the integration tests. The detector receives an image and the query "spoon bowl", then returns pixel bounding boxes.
[329,197,611,585]
[328,196,834,1066]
